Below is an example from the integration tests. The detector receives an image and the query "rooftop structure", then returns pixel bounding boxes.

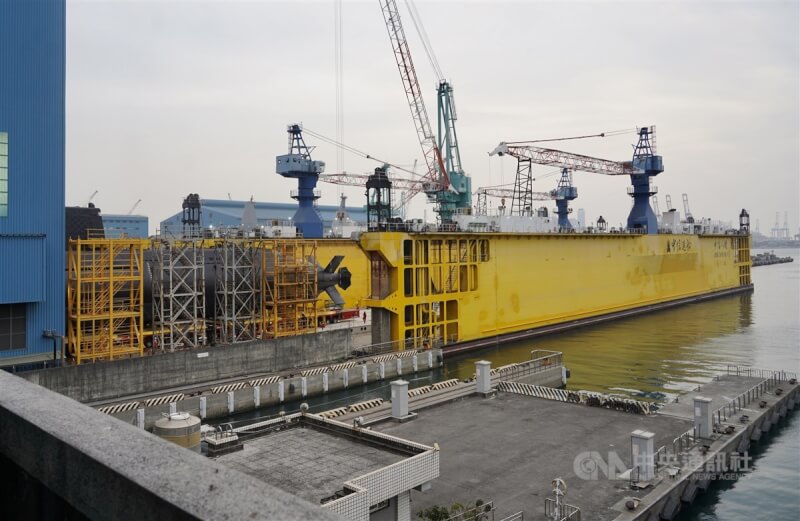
[212,412,439,520]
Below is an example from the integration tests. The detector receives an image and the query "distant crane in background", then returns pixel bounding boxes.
[490,127,664,233]
[87,190,98,206]
[665,194,673,211]
[473,184,557,219]
[378,0,471,222]
[127,199,142,215]
[651,195,660,216]
[682,193,693,223]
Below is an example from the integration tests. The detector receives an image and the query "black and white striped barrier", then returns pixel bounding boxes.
[498,381,569,401]
[212,382,247,394]
[408,385,433,398]
[331,361,359,372]
[249,375,282,387]
[430,379,460,391]
[97,401,140,415]
[348,398,384,413]
[319,407,348,419]
[145,393,185,407]
[497,381,654,415]
[300,367,328,377]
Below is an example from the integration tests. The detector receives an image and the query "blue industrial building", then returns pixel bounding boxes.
[160,199,367,236]
[0,0,66,367]
[102,214,149,238]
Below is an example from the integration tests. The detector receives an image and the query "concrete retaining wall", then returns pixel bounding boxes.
[20,329,353,403]
[116,351,440,429]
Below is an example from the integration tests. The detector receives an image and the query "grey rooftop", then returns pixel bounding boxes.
[216,426,406,504]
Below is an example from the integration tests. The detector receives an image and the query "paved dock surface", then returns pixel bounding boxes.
[657,375,763,420]
[373,373,780,520]
[375,392,690,521]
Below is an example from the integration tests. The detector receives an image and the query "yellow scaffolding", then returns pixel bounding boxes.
[67,238,145,363]
[259,240,318,338]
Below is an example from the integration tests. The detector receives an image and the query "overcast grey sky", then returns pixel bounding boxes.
[66,0,799,233]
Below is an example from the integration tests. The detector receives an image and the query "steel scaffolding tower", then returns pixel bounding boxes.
[215,239,257,343]
[512,157,533,216]
[259,240,318,338]
[152,239,206,351]
[67,238,145,363]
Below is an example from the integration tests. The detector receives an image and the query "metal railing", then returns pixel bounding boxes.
[725,365,797,382]
[498,513,523,521]
[544,499,581,521]
[493,351,563,381]
[444,501,495,521]
[711,371,789,429]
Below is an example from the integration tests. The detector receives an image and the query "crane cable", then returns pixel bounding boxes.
[404,0,443,80]
[505,127,636,145]
[302,127,423,179]
[334,0,344,197]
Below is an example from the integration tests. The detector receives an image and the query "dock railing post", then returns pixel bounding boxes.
[694,396,713,438]
[631,430,655,481]
[391,379,409,419]
[476,360,492,394]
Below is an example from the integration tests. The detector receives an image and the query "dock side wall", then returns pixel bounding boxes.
[19,329,353,403]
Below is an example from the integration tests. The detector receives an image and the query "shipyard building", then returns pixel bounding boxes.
[159,197,367,237]
[0,0,66,367]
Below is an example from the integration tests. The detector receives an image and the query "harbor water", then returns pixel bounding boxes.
[220,249,800,519]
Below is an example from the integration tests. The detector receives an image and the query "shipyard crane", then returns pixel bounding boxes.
[379,0,471,222]
[320,170,423,192]
[665,194,673,211]
[474,185,554,217]
[127,199,142,215]
[475,168,577,229]
[490,126,664,233]
[682,193,693,223]
[86,190,98,206]
[651,195,660,216]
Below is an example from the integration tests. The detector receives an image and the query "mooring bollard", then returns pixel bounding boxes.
[476,360,492,394]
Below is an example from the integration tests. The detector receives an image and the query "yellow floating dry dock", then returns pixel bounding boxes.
[63,231,751,363]
[339,231,753,351]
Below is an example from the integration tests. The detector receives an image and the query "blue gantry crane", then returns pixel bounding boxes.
[276,124,325,238]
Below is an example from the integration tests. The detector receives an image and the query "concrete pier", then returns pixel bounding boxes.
[361,370,798,521]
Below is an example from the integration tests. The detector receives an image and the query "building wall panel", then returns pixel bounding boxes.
[0,0,66,363]
[0,235,45,303]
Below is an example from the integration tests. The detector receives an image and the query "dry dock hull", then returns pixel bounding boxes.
[356,232,752,350]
